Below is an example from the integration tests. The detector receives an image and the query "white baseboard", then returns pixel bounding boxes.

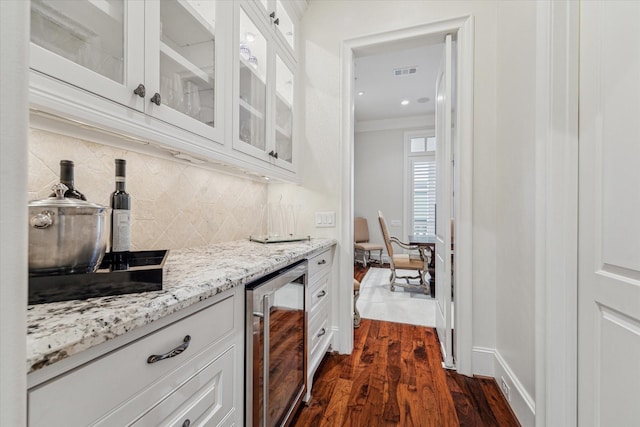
[471,346,495,376]
[472,347,535,427]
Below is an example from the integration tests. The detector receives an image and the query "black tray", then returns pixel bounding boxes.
[28,250,169,305]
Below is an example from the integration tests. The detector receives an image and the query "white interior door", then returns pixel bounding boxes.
[435,34,454,368]
[578,1,640,425]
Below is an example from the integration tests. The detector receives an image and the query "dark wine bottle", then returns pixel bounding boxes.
[110,159,131,269]
[50,160,86,200]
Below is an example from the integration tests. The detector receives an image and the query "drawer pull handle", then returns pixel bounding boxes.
[317,328,326,338]
[317,259,327,265]
[147,335,191,364]
[316,290,327,298]
[182,420,191,427]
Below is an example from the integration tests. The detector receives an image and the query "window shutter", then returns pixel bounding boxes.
[411,158,436,235]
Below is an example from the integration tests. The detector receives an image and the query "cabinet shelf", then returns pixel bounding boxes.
[160,41,212,86]
[239,98,265,120]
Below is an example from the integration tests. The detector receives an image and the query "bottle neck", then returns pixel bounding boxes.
[60,165,75,188]
[115,176,126,191]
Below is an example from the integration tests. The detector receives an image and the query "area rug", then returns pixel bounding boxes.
[356,267,437,327]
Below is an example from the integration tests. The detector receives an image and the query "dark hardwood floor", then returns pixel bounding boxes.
[290,264,520,427]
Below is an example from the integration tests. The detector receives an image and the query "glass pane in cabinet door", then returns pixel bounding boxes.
[275,55,293,163]
[239,9,267,151]
[31,0,125,83]
[159,0,216,126]
[276,1,295,51]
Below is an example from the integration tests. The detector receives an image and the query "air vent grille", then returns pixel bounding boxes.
[393,66,418,76]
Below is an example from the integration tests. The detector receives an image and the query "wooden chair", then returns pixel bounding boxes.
[354,217,383,267]
[378,210,429,294]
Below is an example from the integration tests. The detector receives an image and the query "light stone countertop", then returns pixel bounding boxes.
[27,238,336,374]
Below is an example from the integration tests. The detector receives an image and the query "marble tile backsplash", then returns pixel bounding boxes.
[28,129,268,250]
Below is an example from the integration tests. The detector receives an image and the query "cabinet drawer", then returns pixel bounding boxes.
[29,295,235,427]
[131,346,235,427]
[308,307,330,357]
[308,249,331,279]
[308,272,329,318]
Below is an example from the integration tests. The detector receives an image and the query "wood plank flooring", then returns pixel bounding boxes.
[291,263,519,426]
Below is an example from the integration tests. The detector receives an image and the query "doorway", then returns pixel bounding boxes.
[339,16,474,374]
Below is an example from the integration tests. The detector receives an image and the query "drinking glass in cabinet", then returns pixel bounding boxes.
[30,0,125,83]
[159,0,216,126]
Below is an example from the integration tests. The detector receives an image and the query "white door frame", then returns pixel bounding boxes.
[338,15,474,375]
[534,1,579,426]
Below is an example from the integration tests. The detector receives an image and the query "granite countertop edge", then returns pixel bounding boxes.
[26,238,336,374]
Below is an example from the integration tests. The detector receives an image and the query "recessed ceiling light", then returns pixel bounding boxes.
[245,32,255,42]
[401,99,410,106]
[358,91,365,96]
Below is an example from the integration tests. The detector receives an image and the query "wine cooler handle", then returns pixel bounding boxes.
[262,294,270,422]
[133,83,146,98]
[150,93,161,106]
[147,335,191,364]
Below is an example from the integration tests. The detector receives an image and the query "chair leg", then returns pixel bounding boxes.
[353,280,361,328]
[389,269,396,292]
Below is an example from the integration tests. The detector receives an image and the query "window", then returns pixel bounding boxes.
[405,132,436,236]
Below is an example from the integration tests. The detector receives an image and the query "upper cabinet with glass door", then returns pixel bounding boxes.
[248,0,296,59]
[144,0,227,143]
[235,3,297,172]
[30,0,145,111]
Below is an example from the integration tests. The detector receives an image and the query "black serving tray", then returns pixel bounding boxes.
[28,250,169,305]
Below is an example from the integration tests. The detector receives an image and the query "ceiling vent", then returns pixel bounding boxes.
[393,66,418,77]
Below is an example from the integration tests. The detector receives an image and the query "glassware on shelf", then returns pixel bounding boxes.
[248,55,258,69]
[172,73,185,112]
[185,81,201,119]
[240,42,251,60]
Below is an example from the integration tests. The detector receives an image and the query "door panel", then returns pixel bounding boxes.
[578,1,640,425]
[435,34,454,368]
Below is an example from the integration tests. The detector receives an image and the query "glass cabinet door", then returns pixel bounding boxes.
[275,1,295,53]
[274,54,294,166]
[145,0,223,143]
[30,0,144,109]
[238,7,268,153]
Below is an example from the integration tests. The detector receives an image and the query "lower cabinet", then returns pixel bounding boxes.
[305,248,334,401]
[28,288,243,427]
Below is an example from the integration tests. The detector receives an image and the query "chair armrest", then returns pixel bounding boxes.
[389,236,419,251]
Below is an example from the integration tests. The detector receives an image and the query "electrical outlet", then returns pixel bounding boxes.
[500,377,511,401]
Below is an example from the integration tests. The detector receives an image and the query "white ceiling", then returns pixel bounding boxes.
[354,42,444,123]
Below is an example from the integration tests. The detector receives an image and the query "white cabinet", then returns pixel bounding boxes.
[27,289,243,427]
[249,0,296,58]
[233,2,297,172]
[30,0,228,145]
[305,247,334,401]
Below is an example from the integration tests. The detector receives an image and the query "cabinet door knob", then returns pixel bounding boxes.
[268,150,278,159]
[182,420,190,427]
[147,335,191,364]
[150,93,161,106]
[133,83,146,98]
[269,11,276,19]
[274,18,280,26]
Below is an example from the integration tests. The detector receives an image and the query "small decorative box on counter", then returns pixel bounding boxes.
[28,250,169,305]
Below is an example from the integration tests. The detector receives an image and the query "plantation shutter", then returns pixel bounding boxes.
[411,158,436,235]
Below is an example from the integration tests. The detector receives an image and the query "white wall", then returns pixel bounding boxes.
[354,128,405,253]
[277,0,499,366]
[494,1,538,423]
[277,1,544,425]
